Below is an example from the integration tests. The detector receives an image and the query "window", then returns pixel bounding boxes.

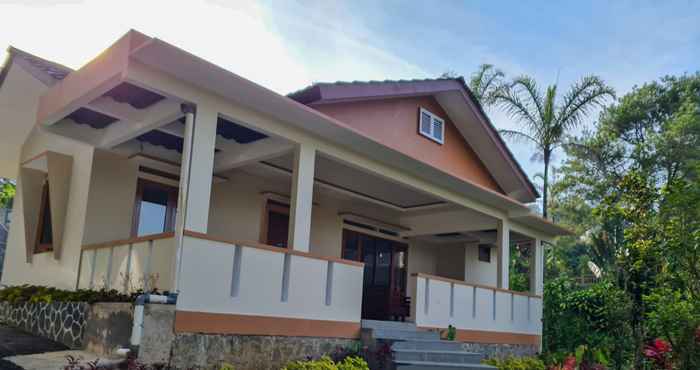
[35,180,53,253]
[478,244,491,263]
[262,200,290,248]
[132,179,178,237]
[418,107,445,144]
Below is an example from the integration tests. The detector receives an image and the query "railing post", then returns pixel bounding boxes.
[325,261,334,306]
[230,245,243,298]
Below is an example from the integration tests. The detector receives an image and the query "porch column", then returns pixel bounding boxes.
[529,238,544,295]
[496,219,510,289]
[287,144,315,252]
[172,103,218,291]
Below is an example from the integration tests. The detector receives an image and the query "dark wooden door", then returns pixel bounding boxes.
[342,229,408,320]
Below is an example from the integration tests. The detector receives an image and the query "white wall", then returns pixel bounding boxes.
[413,274,542,336]
[177,235,363,322]
[464,242,498,287]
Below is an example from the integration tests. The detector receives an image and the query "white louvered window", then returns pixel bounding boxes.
[418,107,445,144]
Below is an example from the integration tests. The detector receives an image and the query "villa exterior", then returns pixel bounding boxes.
[0,31,569,365]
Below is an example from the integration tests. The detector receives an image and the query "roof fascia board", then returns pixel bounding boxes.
[35,30,151,127]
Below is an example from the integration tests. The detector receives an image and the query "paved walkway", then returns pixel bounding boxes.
[0,325,121,370]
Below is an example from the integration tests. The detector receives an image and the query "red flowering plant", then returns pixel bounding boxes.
[695,326,700,344]
[643,338,673,370]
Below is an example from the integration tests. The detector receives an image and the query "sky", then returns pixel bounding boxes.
[2,0,699,189]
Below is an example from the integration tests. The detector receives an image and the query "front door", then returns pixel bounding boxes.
[342,229,408,320]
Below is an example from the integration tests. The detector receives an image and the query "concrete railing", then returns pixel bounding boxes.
[411,273,542,338]
[177,231,364,324]
[78,233,175,292]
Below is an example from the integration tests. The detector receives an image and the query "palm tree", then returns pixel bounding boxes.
[495,75,614,218]
[468,64,505,108]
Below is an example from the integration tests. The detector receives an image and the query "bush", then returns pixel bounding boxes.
[0,285,165,304]
[484,356,546,370]
[283,356,369,370]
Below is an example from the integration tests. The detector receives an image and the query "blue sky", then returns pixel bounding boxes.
[2,0,699,188]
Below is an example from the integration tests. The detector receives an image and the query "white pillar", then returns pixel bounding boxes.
[530,238,544,295]
[496,219,510,289]
[287,144,315,252]
[172,103,218,291]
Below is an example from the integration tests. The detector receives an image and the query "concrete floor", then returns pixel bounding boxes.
[0,325,120,370]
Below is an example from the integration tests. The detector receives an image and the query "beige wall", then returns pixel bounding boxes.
[0,63,49,179]
[82,149,139,244]
[2,129,95,289]
[436,243,467,281]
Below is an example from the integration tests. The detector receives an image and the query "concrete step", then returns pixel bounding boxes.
[362,319,417,331]
[392,340,464,352]
[395,360,496,370]
[372,328,440,341]
[393,349,484,364]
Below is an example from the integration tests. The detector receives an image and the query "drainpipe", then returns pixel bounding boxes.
[128,293,178,352]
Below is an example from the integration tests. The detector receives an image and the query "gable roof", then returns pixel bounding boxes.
[0,47,72,89]
[289,78,539,203]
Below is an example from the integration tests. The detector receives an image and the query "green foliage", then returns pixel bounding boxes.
[219,363,236,370]
[282,356,369,370]
[0,179,14,208]
[0,285,137,304]
[548,72,700,369]
[543,277,632,369]
[484,356,545,370]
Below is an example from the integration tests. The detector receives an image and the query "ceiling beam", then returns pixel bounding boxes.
[97,98,183,149]
[213,138,293,172]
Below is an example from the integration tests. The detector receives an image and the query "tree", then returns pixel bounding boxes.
[467,64,505,108]
[495,75,615,218]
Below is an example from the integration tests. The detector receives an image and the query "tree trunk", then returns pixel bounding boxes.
[543,150,551,219]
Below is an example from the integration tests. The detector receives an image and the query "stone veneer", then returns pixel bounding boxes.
[0,301,88,348]
[460,342,539,358]
[170,333,358,370]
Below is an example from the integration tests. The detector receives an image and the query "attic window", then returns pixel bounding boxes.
[418,107,445,144]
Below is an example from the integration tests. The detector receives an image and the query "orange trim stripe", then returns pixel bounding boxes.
[183,230,364,268]
[82,232,174,251]
[412,272,542,299]
[174,311,361,339]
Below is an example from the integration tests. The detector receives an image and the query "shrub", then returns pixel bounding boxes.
[484,356,546,370]
[282,356,369,370]
[0,285,166,304]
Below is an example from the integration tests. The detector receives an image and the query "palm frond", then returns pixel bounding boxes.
[493,81,542,137]
[499,129,538,146]
[510,76,546,123]
[469,64,504,106]
[556,75,615,131]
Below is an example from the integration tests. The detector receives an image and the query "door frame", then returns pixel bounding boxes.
[341,228,409,297]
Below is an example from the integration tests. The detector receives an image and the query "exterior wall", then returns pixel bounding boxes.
[82,150,139,245]
[0,301,88,348]
[313,96,503,193]
[436,243,466,281]
[2,129,95,289]
[412,274,542,346]
[0,63,49,179]
[171,333,357,370]
[83,303,133,356]
[464,242,498,287]
[175,234,364,334]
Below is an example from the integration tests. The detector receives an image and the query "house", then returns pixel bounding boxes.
[0,30,569,368]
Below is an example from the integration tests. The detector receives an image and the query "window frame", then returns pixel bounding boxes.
[418,107,445,145]
[478,244,492,263]
[259,199,290,248]
[34,179,53,254]
[131,178,179,237]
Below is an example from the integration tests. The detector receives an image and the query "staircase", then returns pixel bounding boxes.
[361,320,496,370]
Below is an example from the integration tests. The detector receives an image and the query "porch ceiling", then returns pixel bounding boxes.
[260,154,447,210]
